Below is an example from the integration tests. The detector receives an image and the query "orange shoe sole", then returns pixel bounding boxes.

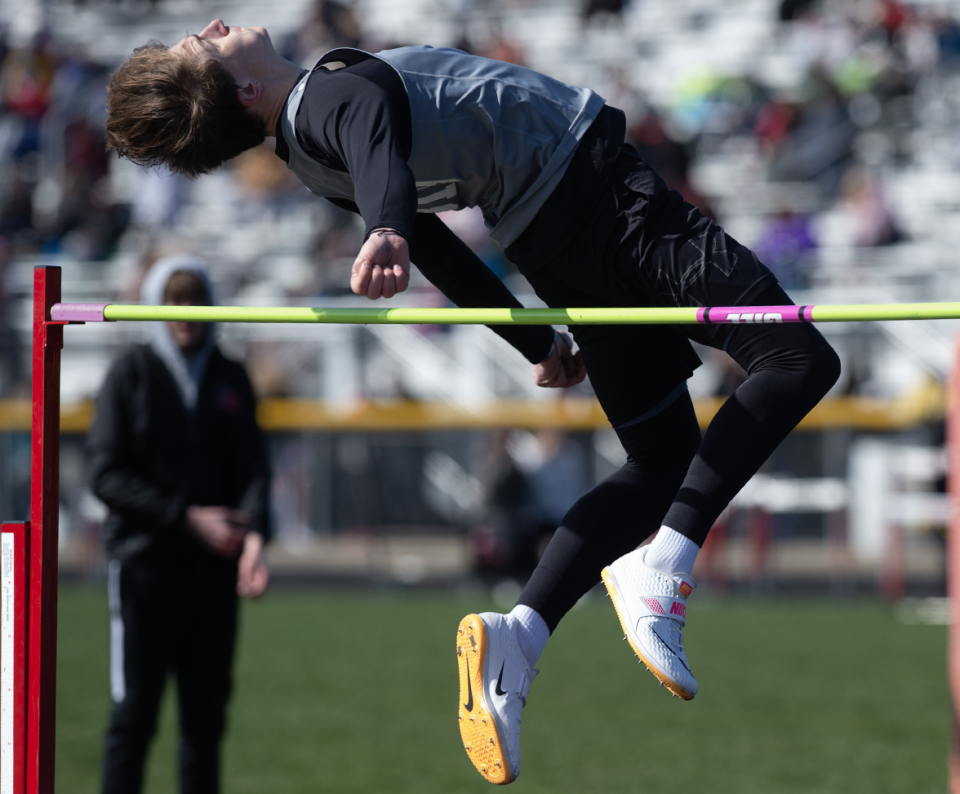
[457,614,513,784]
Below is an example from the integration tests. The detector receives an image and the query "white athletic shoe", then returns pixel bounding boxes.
[456,612,538,785]
[601,546,698,700]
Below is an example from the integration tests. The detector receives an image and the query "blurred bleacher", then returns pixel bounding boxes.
[2,0,956,400]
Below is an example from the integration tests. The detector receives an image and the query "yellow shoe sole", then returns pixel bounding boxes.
[457,614,513,784]
[601,567,695,701]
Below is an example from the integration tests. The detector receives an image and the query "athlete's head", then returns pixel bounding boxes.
[105,20,276,177]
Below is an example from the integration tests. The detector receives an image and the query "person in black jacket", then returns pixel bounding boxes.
[88,255,271,794]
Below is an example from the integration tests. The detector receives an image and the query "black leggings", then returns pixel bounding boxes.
[514,149,841,631]
[517,291,840,630]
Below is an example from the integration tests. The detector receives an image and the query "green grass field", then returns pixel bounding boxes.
[55,586,948,793]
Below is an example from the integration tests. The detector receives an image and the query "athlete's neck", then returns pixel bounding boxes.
[259,59,305,137]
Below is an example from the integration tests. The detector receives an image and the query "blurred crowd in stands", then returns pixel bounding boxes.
[2,0,960,395]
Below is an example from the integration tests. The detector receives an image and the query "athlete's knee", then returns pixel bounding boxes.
[731,324,840,399]
[764,326,841,402]
[776,336,840,403]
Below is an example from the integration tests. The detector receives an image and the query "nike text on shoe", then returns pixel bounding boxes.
[457,612,538,785]
[601,546,698,700]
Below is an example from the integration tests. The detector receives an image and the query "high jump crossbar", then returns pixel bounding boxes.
[3,265,960,794]
[48,301,960,324]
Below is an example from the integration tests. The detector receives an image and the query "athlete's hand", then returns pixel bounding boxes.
[534,331,586,388]
[350,229,411,300]
[237,531,269,598]
[184,505,247,558]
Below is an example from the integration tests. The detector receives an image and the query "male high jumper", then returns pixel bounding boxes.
[105,20,840,785]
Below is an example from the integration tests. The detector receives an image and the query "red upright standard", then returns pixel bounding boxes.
[27,266,63,794]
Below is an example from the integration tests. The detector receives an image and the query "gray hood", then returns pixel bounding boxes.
[140,255,217,413]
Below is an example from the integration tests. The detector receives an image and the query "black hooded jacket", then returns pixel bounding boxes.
[88,344,271,560]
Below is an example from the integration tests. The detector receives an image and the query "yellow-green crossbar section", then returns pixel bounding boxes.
[102,305,705,324]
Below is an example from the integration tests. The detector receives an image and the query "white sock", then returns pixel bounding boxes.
[644,526,699,578]
[510,604,550,667]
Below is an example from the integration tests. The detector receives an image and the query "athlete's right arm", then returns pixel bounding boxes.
[408,213,555,364]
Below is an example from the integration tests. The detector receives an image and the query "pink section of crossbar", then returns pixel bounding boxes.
[695,305,814,324]
[50,303,108,322]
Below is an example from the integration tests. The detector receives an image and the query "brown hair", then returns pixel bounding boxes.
[163,270,209,305]
[105,41,266,178]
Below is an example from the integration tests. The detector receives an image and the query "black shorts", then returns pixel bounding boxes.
[521,145,780,429]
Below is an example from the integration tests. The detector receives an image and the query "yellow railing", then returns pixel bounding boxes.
[0,382,944,433]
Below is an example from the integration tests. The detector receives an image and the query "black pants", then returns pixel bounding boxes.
[102,543,239,794]
[517,146,841,630]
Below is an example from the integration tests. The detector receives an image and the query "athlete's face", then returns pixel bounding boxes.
[169,19,275,82]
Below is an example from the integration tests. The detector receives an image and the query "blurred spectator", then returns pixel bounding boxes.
[0,29,55,159]
[754,94,797,151]
[583,0,624,21]
[525,430,588,530]
[450,27,474,56]
[88,256,271,794]
[0,161,36,244]
[0,236,24,395]
[768,69,856,198]
[0,28,130,258]
[477,27,526,67]
[232,142,304,221]
[469,429,539,576]
[753,210,817,289]
[45,114,130,260]
[630,110,690,188]
[629,109,715,217]
[779,0,817,23]
[838,167,902,247]
[287,0,363,66]
[933,14,960,64]
[877,0,911,44]
[130,164,187,230]
[310,202,365,296]
[469,429,587,578]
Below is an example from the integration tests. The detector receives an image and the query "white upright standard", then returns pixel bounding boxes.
[1,528,16,794]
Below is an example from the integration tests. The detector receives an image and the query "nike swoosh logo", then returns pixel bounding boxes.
[651,628,692,673]
[495,662,507,697]
[464,656,474,711]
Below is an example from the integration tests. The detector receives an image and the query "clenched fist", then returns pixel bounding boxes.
[350,228,411,300]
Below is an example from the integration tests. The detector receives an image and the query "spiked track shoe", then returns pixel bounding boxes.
[456,612,537,785]
[601,546,698,700]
